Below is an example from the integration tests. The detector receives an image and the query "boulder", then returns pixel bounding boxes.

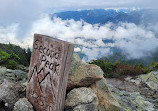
[106,75,158,109]
[0,66,27,83]
[108,84,156,111]
[18,64,29,72]
[0,79,26,111]
[139,71,158,90]
[91,78,121,111]
[13,98,34,111]
[0,66,7,75]
[67,54,103,90]
[65,87,98,111]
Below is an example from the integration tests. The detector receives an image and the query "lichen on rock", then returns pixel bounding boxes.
[139,71,158,90]
[108,84,157,111]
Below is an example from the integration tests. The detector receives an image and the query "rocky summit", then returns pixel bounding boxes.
[0,54,158,111]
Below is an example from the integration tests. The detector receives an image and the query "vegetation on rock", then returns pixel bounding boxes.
[0,50,20,70]
[0,43,31,70]
[0,43,31,66]
[89,58,158,78]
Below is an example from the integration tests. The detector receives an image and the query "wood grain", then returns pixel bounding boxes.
[26,34,74,111]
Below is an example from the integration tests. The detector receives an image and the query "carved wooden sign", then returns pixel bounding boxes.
[26,34,74,111]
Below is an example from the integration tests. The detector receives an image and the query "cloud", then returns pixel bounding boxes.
[82,47,111,61]
[74,47,81,52]
[6,16,155,61]
[0,23,23,45]
[0,0,157,47]
[114,23,158,58]
[0,0,158,62]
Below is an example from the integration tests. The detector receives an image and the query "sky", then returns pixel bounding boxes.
[0,0,157,26]
[0,0,158,61]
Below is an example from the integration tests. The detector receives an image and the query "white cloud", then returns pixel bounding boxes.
[0,24,22,45]
[21,16,158,61]
[113,23,158,58]
[0,15,158,61]
[82,47,111,61]
[0,0,157,51]
[74,47,81,52]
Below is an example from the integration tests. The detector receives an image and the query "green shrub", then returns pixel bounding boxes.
[134,63,139,68]
[6,60,18,70]
[0,43,31,66]
[90,59,146,78]
[142,68,149,73]
[0,50,20,69]
[0,50,11,61]
[104,73,120,78]
[90,59,116,74]
[114,63,144,76]
[152,62,158,69]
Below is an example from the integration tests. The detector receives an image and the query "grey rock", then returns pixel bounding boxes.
[67,54,103,90]
[91,78,121,111]
[13,98,34,111]
[0,66,7,75]
[139,71,158,90]
[0,79,26,111]
[73,103,98,111]
[0,66,28,83]
[106,78,140,93]
[18,65,29,72]
[106,75,158,110]
[65,87,98,111]
[108,84,157,111]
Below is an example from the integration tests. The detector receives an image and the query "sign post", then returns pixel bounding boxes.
[26,34,74,111]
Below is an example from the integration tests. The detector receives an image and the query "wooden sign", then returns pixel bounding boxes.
[26,34,74,111]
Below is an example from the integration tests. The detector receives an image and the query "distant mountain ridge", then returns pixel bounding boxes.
[52,9,153,25]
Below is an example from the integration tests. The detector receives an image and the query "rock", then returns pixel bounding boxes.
[108,84,157,111]
[0,79,26,111]
[128,78,142,85]
[13,98,34,111]
[67,54,103,90]
[18,65,29,72]
[65,87,98,111]
[139,71,158,90]
[0,66,7,75]
[72,103,98,111]
[0,66,28,83]
[106,78,140,93]
[91,78,121,111]
[106,75,158,109]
